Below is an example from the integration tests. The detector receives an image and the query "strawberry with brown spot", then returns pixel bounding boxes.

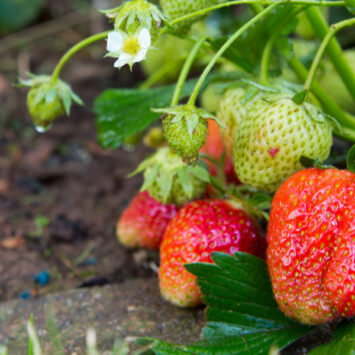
[159,199,266,307]
[267,168,355,325]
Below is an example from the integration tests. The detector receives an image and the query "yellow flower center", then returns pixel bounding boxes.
[122,37,140,56]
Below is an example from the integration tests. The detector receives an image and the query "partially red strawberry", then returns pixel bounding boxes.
[117,191,179,250]
[200,119,239,185]
[159,199,266,307]
[267,168,355,325]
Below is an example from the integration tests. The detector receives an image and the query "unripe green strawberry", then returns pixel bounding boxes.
[216,87,252,158]
[156,105,212,165]
[20,74,83,132]
[27,83,65,130]
[233,94,332,193]
[160,0,219,33]
[163,115,207,165]
[132,147,209,206]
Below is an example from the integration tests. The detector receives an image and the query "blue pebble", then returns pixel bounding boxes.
[84,257,97,266]
[19,290,31,299]
[34,271,50,286]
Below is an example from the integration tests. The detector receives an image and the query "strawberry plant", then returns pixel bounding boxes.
[19,0,355,353]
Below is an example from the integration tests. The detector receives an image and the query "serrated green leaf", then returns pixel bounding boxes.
[309,321,355,355]
[147,252,312,355]
[94,80,197,149]
[347,145,355,173]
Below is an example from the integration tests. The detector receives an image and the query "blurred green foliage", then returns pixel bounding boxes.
[0,0,44,34]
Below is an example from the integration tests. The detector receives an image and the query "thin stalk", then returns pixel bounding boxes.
[51,31,110,81]
[188,3,278,106]
[171,37,207,106]
[304,17,355,98]
[259,7,301,85]
[289,57,355,142]
[158,0,344,39]
[305,6,355,100]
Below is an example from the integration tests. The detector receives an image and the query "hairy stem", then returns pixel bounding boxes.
[305,6,355,100]
[51,31,110,82]
[171,37,207,106]
[188,3,278,106]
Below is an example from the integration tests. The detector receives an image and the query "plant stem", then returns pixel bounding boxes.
[158,0,343,40]
[188,3,278,106]
[259,7,301,85]
[171,37,207,106]
[51,31,110,82]
[289,57,355,142]
[304,17,355,99]
[305,6,355,100]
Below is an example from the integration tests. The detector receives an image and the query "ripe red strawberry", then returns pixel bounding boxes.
[159,199,266,307]
[201,119,239,184]
[117,191,179,250]
[267,168,355,325]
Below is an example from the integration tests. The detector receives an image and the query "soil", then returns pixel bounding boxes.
[0,0,156,302]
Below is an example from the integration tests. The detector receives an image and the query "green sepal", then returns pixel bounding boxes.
[159,169,175,204]
[189,164,210,183]
[177,167,193,199]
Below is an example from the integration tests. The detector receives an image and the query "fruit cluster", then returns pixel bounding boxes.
[117,114,354,325]
[20,0,355,331]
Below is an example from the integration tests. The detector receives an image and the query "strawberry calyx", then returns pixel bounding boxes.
[153,104,223,165]
[130,147,210,206]
[100,0,165,36]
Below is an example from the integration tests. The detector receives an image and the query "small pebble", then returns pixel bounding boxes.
[19,290,31,299]
[34,271,50,286]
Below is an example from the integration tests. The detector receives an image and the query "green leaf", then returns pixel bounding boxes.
[347,145,355,173]
[147,253,312,354]
[94,80,197,149]
[309,321,355,355]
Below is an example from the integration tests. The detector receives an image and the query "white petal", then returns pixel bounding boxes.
[107,31,124,53]
[114,53,131,68]
[138,28,151,49]
[134,48,148,63]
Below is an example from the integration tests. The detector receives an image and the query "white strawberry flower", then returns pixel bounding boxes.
[106,27,151,69]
